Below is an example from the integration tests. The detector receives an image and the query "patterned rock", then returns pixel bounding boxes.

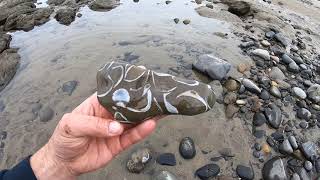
[97,61,216,123]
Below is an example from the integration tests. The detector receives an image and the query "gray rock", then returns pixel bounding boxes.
[291,173,300,180]
[127,148,151,173]
[156,153,176,166]
[307,84,320,104]
[0,49,20,92]
[304,161,312,171]
[270,86,281,98]
[252,49,270,61]
[48,0,66,5]
[227,1,251,16]
[293,87,307,99]
[269,67,285,81]
[292,56,304,64]
[260,89,270,100]
[300,64,307,70]
[154,171,177,180]
[242,78,261,94]
[264,104,282,129]
[296,167,310,180]
[262,157,287,180]
[236,165,254,180]
[240,41,255,48]
[281,54,294,64]
[297,108,311,120]
[301,141,317,160]
[179,137,196,159]
[288,135,298,150]
[279,139,293,154]
[299,120,308,129]
[62,80,78,95]
[265,31,275,39]
[0,34,11,53]
[196,163,220,180]
[183,19,190,25]
[276,80,291,90]
[315,158,320,173]
[89,0,120,11]
[173,18,179,24]
[39,106,54,122]
[55,8,76,25]
[0,100,5,112]
[288,62,300,73]
[275,33,290,47]
[193,54,231,80]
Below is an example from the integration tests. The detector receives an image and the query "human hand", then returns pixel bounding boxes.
[30,93,159,180]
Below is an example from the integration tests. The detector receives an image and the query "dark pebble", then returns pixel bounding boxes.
[265,31,275,39]
[195,164,220,180]
[156,153,176,166]
[236,165,254,180]
[299,121,308,129]
[39,106,54,122]
[173,18,179,24]
[253,151,261,158]
[253,130,265,139]
[253,112,266,127]
[254,143,261,151]
[179,137,196,159]
[62,80,78,96]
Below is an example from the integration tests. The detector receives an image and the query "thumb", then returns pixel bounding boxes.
[60,113,124,138]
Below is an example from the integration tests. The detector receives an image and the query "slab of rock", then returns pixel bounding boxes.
[227,1,250,16]
[0,49,20,92]
[264,104,282,129]
[126,148,151,173]
[97,61,216,123]
[55,8,76,25]
[89,0,120,12]
[193,54,231,80]
[262,157,287,180]
[196,164,220,180]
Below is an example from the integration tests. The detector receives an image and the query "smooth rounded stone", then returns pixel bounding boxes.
[240,41,255,48]
[291,45,299,52]
[253,130,265,139]
[312,104,320,111]
[297,108,311,120]
[296,167,311,180]
[54,8,76,25]
[299,64,307,70]
[193,54,231,80]
[279,139,293,154]
[299,121,308,129]
[304,161,313,171]
[271,56,280,63]
[227,1,250,16]
[274,33,290,47]
[251,49,270,61]
[179,137,196,159]
[261,40,271,47]
[288,62,300,73]
[237,63,250,73]
[76,13,82,18]
[292,87,307,99]
[264,104,282,129]
[276,80,291,90]
[165,0,172,4]
[291,173,301,180]
[253,151,261,158]
[260,90,270,100]
[292,56,304,65]
[253,112,266,127]
[270,86,281,98]
[183,19,190,25]
[301,141,317,160]
[173,18,179,24]
[307,84,320,104]
[224,78,240,92]
[126,148,151,173]
[262,143,271,154]
[265,31,275,39]
[254,143,262,151]
[281,54,294,64]
[262,157,287,180]
[196,164,220,180]
[97,61,215,123]
[288,136,298,150]
[224,92,237,104]
[236,165,254,180]
[154,171,177,180]
[156,153,176,166]
[269,67,285,81]
[39,106,54,122]
[89,0,120,11]
[62,80,78,96]
[242,78,261,94]
[236,99,246,106]
[195,0,202,4]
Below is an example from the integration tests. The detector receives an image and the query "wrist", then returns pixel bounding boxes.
[30,144,76,180]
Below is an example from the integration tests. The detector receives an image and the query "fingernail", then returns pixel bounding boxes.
[109,121,121,134]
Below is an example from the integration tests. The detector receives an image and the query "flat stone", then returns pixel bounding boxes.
[225,104,239,118]
[193,54,231,80]
[97,61,216,123]
[173,18,179,24]
[253,112,266,127]
[156,153,176,166]
[240,41,255,48]
[288,62,300,73]
[270,86,281,98]
[279,139,293,154]
[269,67,285,81]
[281,54,294,64]
[293,87,307,99]
[300,141,317,160]
[39,106,54,122]
[127,148,151,173]
[299,120,308,129]
[291,173,300,180]
[179,137,196,159]
[236,165,254,180]
[262,157,287,180]
[242,78,261,94]
[252,49,270,61]
[264,104,282,129]
[274,33,290,47]
[307,84,320,104]
[196,164,220,180]
[154,171,178,180]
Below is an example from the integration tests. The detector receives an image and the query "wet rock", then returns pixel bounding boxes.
[253,112,266,127]
[196,164,220,180]
[279,139,293,154]
[300,141,317,160]
[193,54,231,80]
[206,3,213,9]
[0,34,11,53]
[225,104,239,118]
[127,148,151,173]
[183,19,190,25]
[242,78,261,94]
[270,86,281,98]
[252,49,270,61]
[253,130,265,139]
[227,1,250,16]
[89,0,120,11]
[262,157,287,180]
[224,92,237,104]
[288,62,300,73]
[165,0,172,4]
[224,78,240,92]
[179,137,196,159]
[274,33,290,47]
[281,54,294,64]
[97,61,215,123]
[76,13,82,18]
[62,80,78,95]
[260,90,270,100]
[195,0,202,4]
[173,18,179,24]
[288,135,298,150]
[291,173,300,180]
[154,171,177,180]
[0,49,20,92]
[0,100,5,112]
[156,153,176,166]
[304,161,312,171]
[39,106,54,122]
[265,31,275,39]
[264,104,282,129]
[55,8,76,25]
[297,108,311,120]
[236,165,254,180]
[292,87,306,99]
[307,84,320,104]
[269,67,285,81]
